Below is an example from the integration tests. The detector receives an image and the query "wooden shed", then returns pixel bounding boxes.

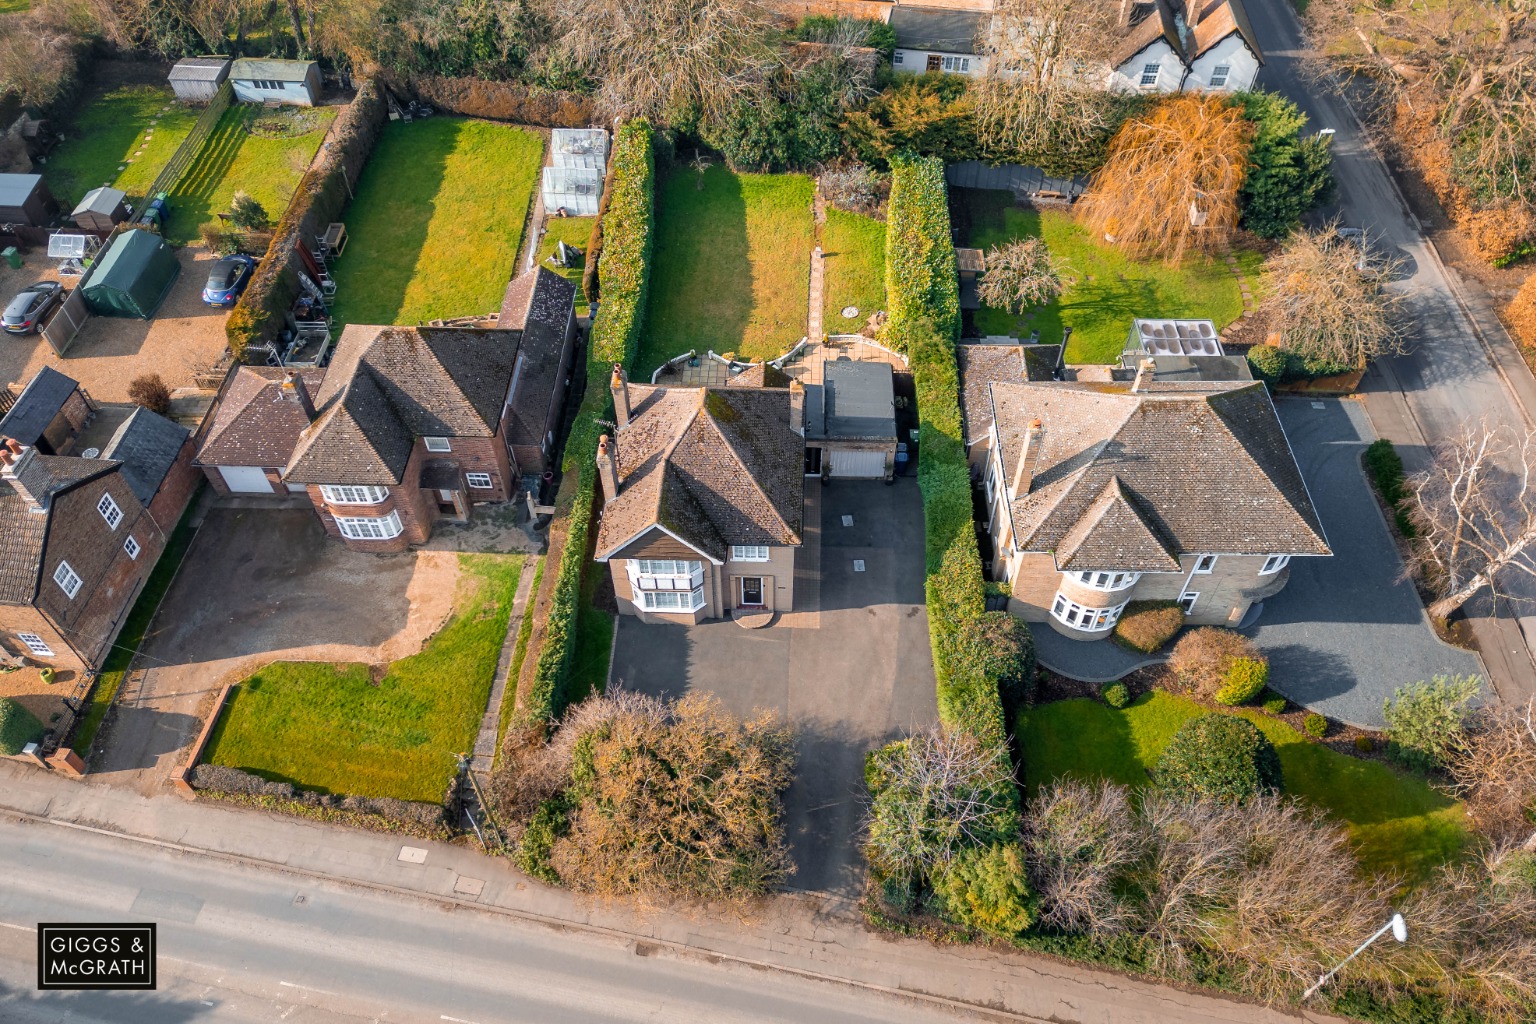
[168,57,231,102]
[230,59,322,107]
[71,187,129,233]
[0,174,57,227]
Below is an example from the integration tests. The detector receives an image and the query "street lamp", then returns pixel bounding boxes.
[1315,128,1337,142]
[1303,913,1408,1001]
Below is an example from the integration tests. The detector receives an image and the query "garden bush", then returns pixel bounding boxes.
[1101,681,1130,709]
[1112,600,1184,653]
[1382,674,1482,773]
[1363,438,1417,537]
[515,797,569,884]
[0,698,44,756]
[1168,628,1266,699]
[1355,735,1376,753]
[1246,343,1288,385]
[127,374,171,415]
[1215,658,1269,706]
[884,154,961,345]
[1304,712,1329,739]
[1236,91,1335,240]
[1506,273,1536,350]
[1154,713,1283,803]
[1261,692,1288,715]
[188,764,448,835]
[932,841,1036,938]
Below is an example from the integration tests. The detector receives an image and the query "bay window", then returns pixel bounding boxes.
[1069,570,1140,592]
[1051,594,1128,632]
[628,559,705,612]
[1260,554,1290,575]
[335,511,403,541]
[321,485,389,505]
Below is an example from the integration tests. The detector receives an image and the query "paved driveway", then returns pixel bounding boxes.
[609,478,939,897]
[91,507,459,793]
[1249,399,1483,726]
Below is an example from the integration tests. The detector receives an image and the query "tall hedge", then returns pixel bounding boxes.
[881,155,1029,750]
[520,120,655,726]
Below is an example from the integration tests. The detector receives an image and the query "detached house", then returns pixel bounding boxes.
[959,345,1328,639]
[1109,0,1263,93]
[594,367,804,623]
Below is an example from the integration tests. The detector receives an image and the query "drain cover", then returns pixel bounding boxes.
[853,560,866,572]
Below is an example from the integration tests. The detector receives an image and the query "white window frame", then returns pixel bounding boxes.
[1209,64,1231,88]
[1070,571,1141,593]
[640,589,705,612]
[1260,554,1291,575]
[941,56,971,73]
[730,545,770,562]
[628,560,706,611]
[892,51,904,66]
[16,633,53,657]
[123,535,141,560]
[97,492,123,530]
[1179,591,1199,614]
[53,561,83,599]
[1193,554,1218,574]
[320,485,390,505]
[423,437,452,453]
[335,511,404,541]
[465,472,494,490]
[1140,63,1160,86]
[1050,593,1128,632]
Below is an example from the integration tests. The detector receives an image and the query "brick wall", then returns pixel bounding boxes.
[0,604,86,673]
[145,440,200,537]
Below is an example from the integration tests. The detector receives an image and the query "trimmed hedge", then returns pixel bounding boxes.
[884,154,961,344]
[227,79,389,360]
[1113,599,1183,653]
[1101,681,1130,709]
[1364,438,1416,538]
[189,763,450,839]
[520,120,655,727]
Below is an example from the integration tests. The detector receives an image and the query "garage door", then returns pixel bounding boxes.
[829,449,886,479]
[220,466,274,493]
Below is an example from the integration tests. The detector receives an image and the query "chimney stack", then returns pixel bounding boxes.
[611,363,631,428]
[789,380,805,437]
[596,433,619,501]
[1132,358,1157,394]
[281,370,316,421]
[1,437,52,512]
[1011,419,1044,498]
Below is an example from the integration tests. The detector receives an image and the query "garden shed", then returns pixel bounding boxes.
[551,129,608,171]
[0,174,58,226]
[81,229,181,319]
[230,58,322,107]
[542,165,603,217]
[168,57,231,102]
[71,187,129,233]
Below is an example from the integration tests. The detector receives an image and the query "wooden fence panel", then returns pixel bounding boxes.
[41,287,91,356]
[143,80,235,203]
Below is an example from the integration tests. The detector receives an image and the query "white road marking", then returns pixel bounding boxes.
[280,979,338,995]
[0,921,34,933]
[441,1016,483,1024]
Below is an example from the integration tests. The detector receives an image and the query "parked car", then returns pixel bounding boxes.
[202,254,256,307]
[2,281,64,335]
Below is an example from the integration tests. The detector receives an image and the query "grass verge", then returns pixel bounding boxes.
[43,85,198,208]
[567,555,613,706]
[638,165,813,377]
[329,118,543,328]
[74,492,203,755]
[496,556,544,760]
[956,189,1249,363]
[204,555,522,802]
[1017,691,1470,881]
[822,207,886,332]
[534,217,595,317]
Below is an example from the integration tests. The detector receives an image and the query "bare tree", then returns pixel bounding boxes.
[1263,224,1406,369]
[972,0,1124,160]
[1446,699,1536,848]
[1076,95,1254,262]
[1024,779,1141,936]
[543,0,777,120]
[975,238,1065,315]
[1406,419,1536,619]
[0,2,87,108]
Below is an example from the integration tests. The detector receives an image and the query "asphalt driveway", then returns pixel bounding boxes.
[91,507,457,793]
[609,478,939,897]
[1248,398,1484,726]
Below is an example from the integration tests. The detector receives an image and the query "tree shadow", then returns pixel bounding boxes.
[0,982,217,1024]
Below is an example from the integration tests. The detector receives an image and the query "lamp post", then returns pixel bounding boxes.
[1302,914,1408,1001]
[1315,128,1337,142]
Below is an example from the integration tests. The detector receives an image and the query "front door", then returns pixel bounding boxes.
[739,577,764,607]
[926,53,942,72]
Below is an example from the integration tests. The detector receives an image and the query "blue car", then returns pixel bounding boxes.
[202,254,256,307]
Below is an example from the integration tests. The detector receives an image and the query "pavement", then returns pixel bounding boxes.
[1248,0,1536,703]
[1247,399,1483,726]
[90,508,457,792]
[0,758,1356,1024]
[610,478,940,898]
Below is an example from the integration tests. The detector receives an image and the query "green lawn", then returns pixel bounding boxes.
[204,555,523,803]
[165,103,335,245]
[329,118,544,329]
[535,216,595,317]
[638,165,814,378]
[956,189,1250,364]
[0,0,31,12]
[42,85,198,209]
[822,208,886,333]
[1017,692,1470,882]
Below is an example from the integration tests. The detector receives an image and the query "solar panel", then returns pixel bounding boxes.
[48,234,88,259]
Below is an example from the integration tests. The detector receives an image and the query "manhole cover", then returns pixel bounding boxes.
[841,305,859,319]
[397,846,428,864]
[853,560,866,572]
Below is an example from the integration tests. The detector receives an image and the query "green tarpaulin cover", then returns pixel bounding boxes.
[81,229,180,319]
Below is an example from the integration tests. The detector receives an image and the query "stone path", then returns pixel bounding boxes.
[471,556,538,778]
[1222,249,1257,316]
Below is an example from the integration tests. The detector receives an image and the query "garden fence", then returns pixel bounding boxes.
[143,80,234,203]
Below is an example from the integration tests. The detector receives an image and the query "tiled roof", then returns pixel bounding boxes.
[594,385,803,561]
[197,367,326,469]
[1190,0,1262,62]
[957,344,1058,444]
[1111,0,1184,68]
[0,367,80,448]
[889,7,984,53]
[0,455,119,605]
[286,325,521,485]
[989,379,1328,570]
[498,267,575,448]
[102,407,188,505]
[726,363,792,389]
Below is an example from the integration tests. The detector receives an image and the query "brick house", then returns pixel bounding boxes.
[594,367,804,623]
[958,345,1329,640]
[497,266,578,476]
[0,405,197,674]
[194,365,327,496]
[0,366,95,455]
[281,323,523,552]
